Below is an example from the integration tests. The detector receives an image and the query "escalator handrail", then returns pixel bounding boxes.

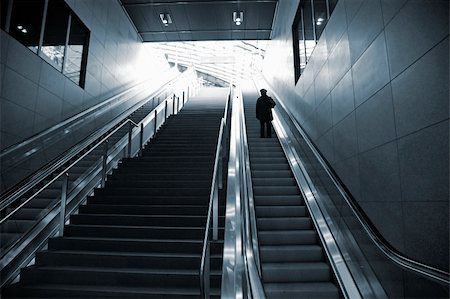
[237,86,262,276]
[0,118,139,225]
[235,86,266,298]
[259,76,450,286]
[0,68,177,159]
[0,69,193,212]
[221,85,265,298]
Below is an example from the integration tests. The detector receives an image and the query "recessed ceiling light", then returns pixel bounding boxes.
[159,13,172,27]
[233,11,243,26]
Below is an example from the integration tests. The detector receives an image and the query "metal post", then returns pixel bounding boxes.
[218,146,223,190]
[59,173,69,237]
[182,91,185,105]
[172,96,176,115]
[127,122,132,158]
[139,123,144,155]
[213,184,218,241]
[101,140,109,188]
[154,110,158,136]
[204,245,211,298]
[177,97,180,113]
[165,100,168,120]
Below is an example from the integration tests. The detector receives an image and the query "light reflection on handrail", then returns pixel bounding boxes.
[235,86,265,299]
[200,88,231,299]
[221,85,265,299]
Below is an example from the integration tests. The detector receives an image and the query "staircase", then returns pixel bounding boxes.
[242,87,341,298]
[5,89,228,298]
[0,97,163,256]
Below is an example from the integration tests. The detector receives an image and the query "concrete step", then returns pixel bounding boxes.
[21,266,221,289]
[64,224,222,240]
[70,214,225,227]
[36,250,223,270]
[79,204,211,216]
[48,237,223,255]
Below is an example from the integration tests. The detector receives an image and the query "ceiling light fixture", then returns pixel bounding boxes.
[233,11,243,26]
[159,13,172,27]
[316,17,324,26]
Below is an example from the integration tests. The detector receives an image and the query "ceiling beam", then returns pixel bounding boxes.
[123,0,277,7]
[138,29,271,34]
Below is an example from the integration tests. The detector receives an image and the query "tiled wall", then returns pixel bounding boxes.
[263,0,449,271]
[0,0,170,189]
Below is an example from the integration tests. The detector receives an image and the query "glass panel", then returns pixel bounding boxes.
[64,15,89,87]
[41,0,70,71]
[313,0,328,40]
[1,0,9,30]
[328,0,339,16]
[298,12,307,75]
[303,0,315,63]
[9,0,45,53]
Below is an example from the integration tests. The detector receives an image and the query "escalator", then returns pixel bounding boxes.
[0,97,162,256]
[242,86,341,298]
[5,88,228,298]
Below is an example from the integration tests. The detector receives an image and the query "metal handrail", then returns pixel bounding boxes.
[258,76,450,286]
[200,88,231,298]
[0,118,138,225]
[200,118,225,298]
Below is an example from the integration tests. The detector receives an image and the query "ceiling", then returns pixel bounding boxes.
[120,0,278,42]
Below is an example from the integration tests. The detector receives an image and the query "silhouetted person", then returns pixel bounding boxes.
[256,89,276,138]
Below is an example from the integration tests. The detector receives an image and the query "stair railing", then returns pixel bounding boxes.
[0,73,197,288]
[0,118,138,231]
[221,86,265,299]
[200,88,231,298]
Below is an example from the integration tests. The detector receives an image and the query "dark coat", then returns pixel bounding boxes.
[256,95,276,121]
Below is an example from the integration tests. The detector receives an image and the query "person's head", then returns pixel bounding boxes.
[260,88,267,95]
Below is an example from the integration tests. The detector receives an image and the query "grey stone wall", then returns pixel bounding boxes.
[263,0,449,271]
[0,0,169,190]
